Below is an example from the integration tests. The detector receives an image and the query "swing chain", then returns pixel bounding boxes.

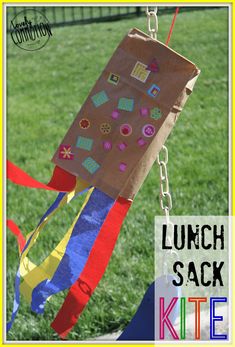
[146,6,158,40]
[157,145,175,276]
[157,145,172,217]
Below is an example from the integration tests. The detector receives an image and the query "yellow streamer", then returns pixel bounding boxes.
[19,178,91,302]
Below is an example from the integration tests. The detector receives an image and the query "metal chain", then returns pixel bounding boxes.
[157,145,172,219]
[156,146,176,277]
[146,6,158,40]
[145,8,179,278]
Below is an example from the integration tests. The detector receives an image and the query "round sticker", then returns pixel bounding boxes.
[79,118,90,129]
[150,107,162,120]
[142,124,155,138]
[120,124,132,137]
[111,109,120,120]
[119,162,127,172]
[103,141,112,151]
[118,142,127,151]
[100,123,111,135]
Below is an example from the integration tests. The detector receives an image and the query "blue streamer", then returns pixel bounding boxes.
[7,186,87,333]
[37,192,66,226]
[31,188,114,314]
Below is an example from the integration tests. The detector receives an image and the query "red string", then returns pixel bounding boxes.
[165,7,180,46]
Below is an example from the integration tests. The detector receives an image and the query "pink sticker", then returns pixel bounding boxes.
[103,141,112,151]
[118,142,127,151]
[142,124,155,138]
[146,58,159,73]
[137,137,147,147]
[112,109,120,120]
[139,107,149,117]
[119,162,127,172]
[120,124,132,137]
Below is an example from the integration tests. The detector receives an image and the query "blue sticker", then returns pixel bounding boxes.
[147,84,160,98]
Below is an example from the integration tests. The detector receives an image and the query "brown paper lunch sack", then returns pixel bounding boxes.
[52,28,200,200]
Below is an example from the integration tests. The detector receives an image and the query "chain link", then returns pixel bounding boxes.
[157,145,172,216]
[156,145,175,277]
[146,6,158,40]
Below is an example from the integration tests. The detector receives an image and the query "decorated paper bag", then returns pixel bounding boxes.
[52,28,200,199]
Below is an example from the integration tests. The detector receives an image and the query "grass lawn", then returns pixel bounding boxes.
[6,7,229,341]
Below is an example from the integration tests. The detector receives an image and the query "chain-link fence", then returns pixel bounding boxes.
[6,6,220,33]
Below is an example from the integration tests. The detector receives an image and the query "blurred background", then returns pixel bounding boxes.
[6,5,229,341]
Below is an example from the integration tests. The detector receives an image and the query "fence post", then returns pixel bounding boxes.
[136,7,141,16]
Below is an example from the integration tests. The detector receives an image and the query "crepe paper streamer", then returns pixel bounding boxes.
[20,189,93,303]
[7,159,78,192]
[19,184,92,298]
[7,184,91,331]
[31,188,115,314]
[7,220,26,253]
[51,196,132,338]
[7,192,69,332]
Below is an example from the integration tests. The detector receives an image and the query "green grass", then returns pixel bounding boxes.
[6,7,228,341]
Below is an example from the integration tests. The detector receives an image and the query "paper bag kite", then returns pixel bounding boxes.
[7,28,200,337]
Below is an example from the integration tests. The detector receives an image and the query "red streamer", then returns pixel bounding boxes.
[7,160,76,192]
[51,196,132,338]
[7,220,26,253]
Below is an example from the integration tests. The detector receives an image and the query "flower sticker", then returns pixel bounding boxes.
[100,122,112,135]
[79,118,90,129]
[142,124,155,138]
[59,145,74,160]
[120,124,132,137]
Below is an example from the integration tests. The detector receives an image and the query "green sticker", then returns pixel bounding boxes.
[76,136,93,151]
[150,107,162,120]
[118,97,134,112]
[82,157,100,174]
[91,91,109,107]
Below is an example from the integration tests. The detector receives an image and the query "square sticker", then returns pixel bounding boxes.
[131,61,150,83]
[108,73,120,85]
[82,157,100,174]
[118,97,134,112]
[147,84,160,98]
[91,91,109,107]
[76,136,93,151]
